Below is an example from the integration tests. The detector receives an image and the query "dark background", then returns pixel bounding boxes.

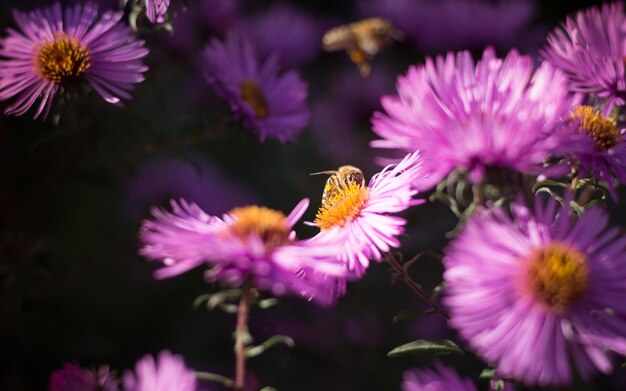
[1,0,625,390]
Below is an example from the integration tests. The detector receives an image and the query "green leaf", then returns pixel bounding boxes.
[260,387,279,391]
[387,339,464,357]
[245,335,295,358]
[392,310,436,323]
[258,298,279,309]
[194,371,234,387]
[532,180,567,193]
[479,368,496,379]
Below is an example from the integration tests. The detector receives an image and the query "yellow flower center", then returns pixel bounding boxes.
[315,182,369,230]
[240,80,269,118]
[34,33,92,84]
[524,241,589,313]
[229,206,291,251]
[568,105,621,150]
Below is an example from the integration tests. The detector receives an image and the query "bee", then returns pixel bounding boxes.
[311,165,366,206]
[322,17,403,77]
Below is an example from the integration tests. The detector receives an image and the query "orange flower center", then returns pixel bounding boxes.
[568,105,621,150]
[240,80,269,118]
[34,32,92,84]
[524,241,589,313]
[315,182,369,230]
[229,206,291,251]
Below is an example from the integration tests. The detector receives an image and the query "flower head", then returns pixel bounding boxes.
[49,363,118,391]
[201,34,309,142]
[139,198,347,304]
[403,363,514,391]
[542,2,626,107]
[123,350,196,391]
[444,196,626,385]
[312,152,424,276]
[565,105,626,192]
[371,47,578,190]
[402,364,477,391]
[145,0,170,24]
[238,3,324,67]
[0,2,149,118]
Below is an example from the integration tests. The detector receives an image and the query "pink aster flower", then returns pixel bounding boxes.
[371,47,579,191]
[49,363,118,391]
[0,2,149,119]
[444,196,626,386]
[201,33,310,142]
[139,198,348,305]
[145,0,170,24]
[311,152,424,276]
[565,105,626,194]
[123,350,196,391]
[542,2,626,108]
[403,363,514,391]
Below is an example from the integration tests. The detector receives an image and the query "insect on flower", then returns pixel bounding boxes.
[322,17,402,77]
[311,165,366,207]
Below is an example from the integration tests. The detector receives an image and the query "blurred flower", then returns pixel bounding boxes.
[402,363,476,391]
[312,152,424,276]
[145,0,170,24]
[359,0,539,53]
[444,196,626,385]
[139,198,348,304]
[0,2,149,118]
[125,157,258,220]
[199,0,240,33]
[161,0,240,55]
[542,2,626,108]
[565,105,626,193]
[238,3,325,67]
[371,48,578,191]
[402,363,514,391]
[49,363,118,391]
[123,350,196,391]
[201,34,310,142]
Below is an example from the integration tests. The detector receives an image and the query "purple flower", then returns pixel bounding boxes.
[312,152,424,276]
[444,196,626,385]
[49,363,118,391]
[0,2,149,119]
[199,0,240,33]
[123,350,196,391]
[542,2,626,108]
[238,3,325,67]
[403,363,515,391]
[371,48,579,190]
[201,34,310,142]
[565,105,626,194]
[402,363,477,391]
[139,198,348,304]
[359,0,539,53]
[145,0,170,24]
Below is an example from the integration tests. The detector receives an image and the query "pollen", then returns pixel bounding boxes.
[240,80,269,119]
[568,105,621,150]
[229,206,291,251]
[34,33,92,84]
[315,182,369,230]
[524,241,589,313]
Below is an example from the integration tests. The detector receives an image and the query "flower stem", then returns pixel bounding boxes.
[385,254,450,320]
[234,280,253,391]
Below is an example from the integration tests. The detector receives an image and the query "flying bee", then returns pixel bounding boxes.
[311,165,366,207]
[322,17,403,77]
